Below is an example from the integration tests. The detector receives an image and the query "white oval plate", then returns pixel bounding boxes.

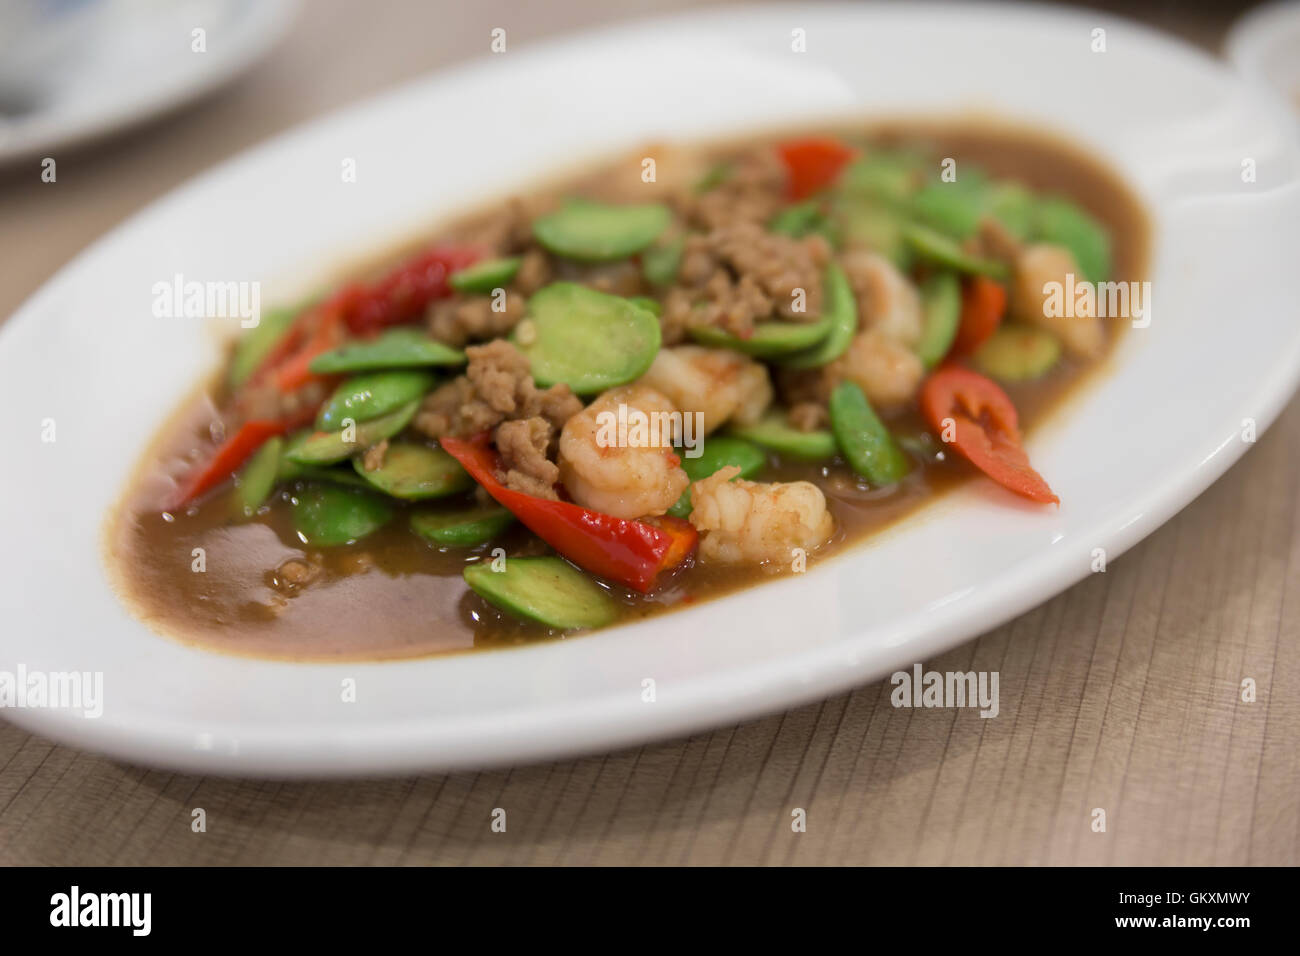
[2,3,1298,777]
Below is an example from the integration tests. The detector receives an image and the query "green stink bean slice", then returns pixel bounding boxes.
[278,430,373,487]
[287,400,420,466]
[909,180,988,239]
[463,556,620,630]
[532,199,671,262]
[352,442,472,500]
[668,436,767,518]
[834,197,912,270]
[627,296,662,317]
[233,436,283,517]
[410,506,515,548]
[769,200,825,236]
[693,162,732,193]
[915,271,962,368]
[448,256,522,293]
[777,262,857,370]
[972,325,1062,382]
[641,236,684,286]
[228,305,299,389]
[840,151,926,204]
[292,484,394,546]
[829,381,910,485]
[513,282,661,394]
[903,223,1009,279]
[689,312,833,358]
[309,329,464,374]
[1034,196,1111,283]
[729,414,836,461]
[315,370,434,430]
[985,182,1035,241]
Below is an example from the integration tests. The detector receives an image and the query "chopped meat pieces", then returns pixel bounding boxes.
[495,417,561,499]
[663,222,831,338]
[427,291,526,347]
[412,340,583,441]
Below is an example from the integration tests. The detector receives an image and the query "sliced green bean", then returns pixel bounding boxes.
[903,223,1008,279]
[287,400,420,466]
[910,181,989,239]
[829,381,910,485]
[309,329,464,374]
[627,296,662,317]
[835,197,911,269]
[985,182,1035,241]
[777,262,857,369]
[642,236,684,286]
[729,414,836,461]
[915,271,962,368]
[689,312,832,358]
[972,325,1062,382]
[352,442,472,500]
[668,436,766,518]
[292,484,393,546]
[514,282,661,394]
[233,436,283,517]
[278,431,373,486]
[410,506,515,548]
[448,256,522,293]
[694,162,732,193]
[1034,197,1111,283]
[463,556,619,630]
[532,199,670,262]
[315,370,434,430]
[228,305,299,389]
[840,152,925,204]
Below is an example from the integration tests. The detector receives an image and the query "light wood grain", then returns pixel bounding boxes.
[1,0,1293,866]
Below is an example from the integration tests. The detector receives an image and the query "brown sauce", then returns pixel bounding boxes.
[107,120,1150,661]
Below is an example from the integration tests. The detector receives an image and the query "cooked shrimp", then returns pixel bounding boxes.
[1010,243,1103,358]
[638,345,773,434]
[825,326,924,409]
[839,249,923,347]
[557,384,689,519]
[689,466,835,566]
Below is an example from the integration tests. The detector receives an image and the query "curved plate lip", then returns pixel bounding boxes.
[0,0,299,164]
[1225,0,1300,100]
[3,2,1300,777]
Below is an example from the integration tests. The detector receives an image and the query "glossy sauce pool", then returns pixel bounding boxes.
[107,121,1150,660]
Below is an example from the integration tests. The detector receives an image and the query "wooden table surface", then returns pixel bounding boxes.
[2,0,1295,866]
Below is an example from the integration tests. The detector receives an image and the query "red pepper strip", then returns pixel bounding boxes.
[440,434,697,592]
[641,515,698,576]
[920,366,1058,504]
[776,137,856,201]
[951,276,1007,356]
[342,245,480,335]
[171,419,288,509]
[245,244,480,394]
[272,305,346,393]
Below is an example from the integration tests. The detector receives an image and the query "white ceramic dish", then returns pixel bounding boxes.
[1225,0,1300,117]
[0,0,297,164]
[2,3,1298,777]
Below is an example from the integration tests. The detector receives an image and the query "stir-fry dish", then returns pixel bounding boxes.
[111,123,1147,659]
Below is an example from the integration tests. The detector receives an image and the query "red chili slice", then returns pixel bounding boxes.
[920,366,1058,504]
[440,434,697,592]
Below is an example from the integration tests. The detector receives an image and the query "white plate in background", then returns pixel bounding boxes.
[1,3,1298,776]
[0,0,297,163]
